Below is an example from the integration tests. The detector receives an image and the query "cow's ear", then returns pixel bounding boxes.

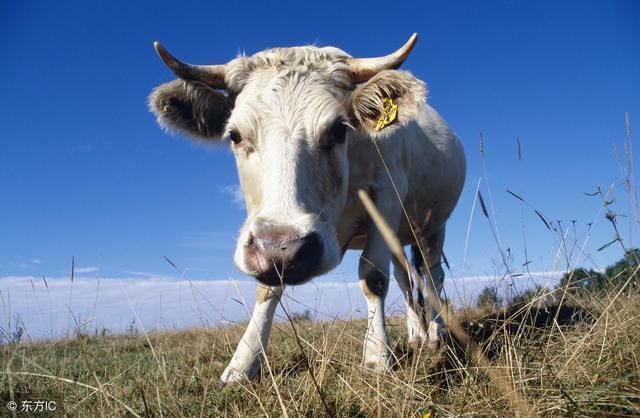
[349,70,427,137]
[149,79,233,141]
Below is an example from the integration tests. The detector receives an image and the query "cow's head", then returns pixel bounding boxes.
[149,34,426,286]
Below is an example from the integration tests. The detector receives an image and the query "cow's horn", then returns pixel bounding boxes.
[154,42,227,89]
[347,33,418,84]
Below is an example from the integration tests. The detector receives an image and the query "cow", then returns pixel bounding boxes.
[149,33,466,385]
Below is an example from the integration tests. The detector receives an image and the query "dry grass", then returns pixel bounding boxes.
[1,288,639,417]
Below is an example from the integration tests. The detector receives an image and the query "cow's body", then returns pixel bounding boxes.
[149,34,465,384]
[338,104,465,252]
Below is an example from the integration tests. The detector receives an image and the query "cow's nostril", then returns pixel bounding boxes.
[247,232,255,247]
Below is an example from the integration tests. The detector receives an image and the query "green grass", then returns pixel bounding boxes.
[2,288,639,417]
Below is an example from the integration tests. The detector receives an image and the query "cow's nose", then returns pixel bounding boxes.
[243,224,323,286]
[249,225,299,253]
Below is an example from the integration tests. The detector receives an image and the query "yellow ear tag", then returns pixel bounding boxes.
[374,97,398,131]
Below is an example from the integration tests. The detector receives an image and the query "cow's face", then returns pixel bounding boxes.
[149,35,426,285]
[225,59,353,286]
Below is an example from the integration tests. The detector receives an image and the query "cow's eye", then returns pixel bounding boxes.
[323,119,347,150]
[229,130,242,145]
[330,120,347,144]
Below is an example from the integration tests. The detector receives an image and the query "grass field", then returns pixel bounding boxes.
[2,283,639,417]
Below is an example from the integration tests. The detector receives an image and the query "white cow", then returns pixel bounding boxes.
[149,33,466,384]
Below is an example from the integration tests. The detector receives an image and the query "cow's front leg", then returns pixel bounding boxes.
[359,188,404,371]
[359,246,391,371]
[220,284,283,385]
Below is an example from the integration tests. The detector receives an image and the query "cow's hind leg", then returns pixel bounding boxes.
[413,226,446,349]
[220,284,283,385]
[392,254,428,349]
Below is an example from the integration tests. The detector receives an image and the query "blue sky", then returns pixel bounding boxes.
[1,0,639,282]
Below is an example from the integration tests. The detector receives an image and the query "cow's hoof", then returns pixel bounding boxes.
[407,309,428,344]
[428,321,444,351]
[363,355,392,372]
[409,336,442,352]
[427,338,442,351]
[408,337,425,351]
[219,367,250,386]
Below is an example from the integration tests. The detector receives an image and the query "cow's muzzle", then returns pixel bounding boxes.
[242,224,324,286]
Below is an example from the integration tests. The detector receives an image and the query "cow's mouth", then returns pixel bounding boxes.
[244,232,325,286]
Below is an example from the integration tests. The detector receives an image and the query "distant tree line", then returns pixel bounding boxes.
[559,248,639,295]
[475,249,640,310]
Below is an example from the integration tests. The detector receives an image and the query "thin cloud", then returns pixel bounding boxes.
[120,270,178,280]
[10,259,44,269]
[221,184,245,210]
[75,266,100,274]
[0,272,562,341]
